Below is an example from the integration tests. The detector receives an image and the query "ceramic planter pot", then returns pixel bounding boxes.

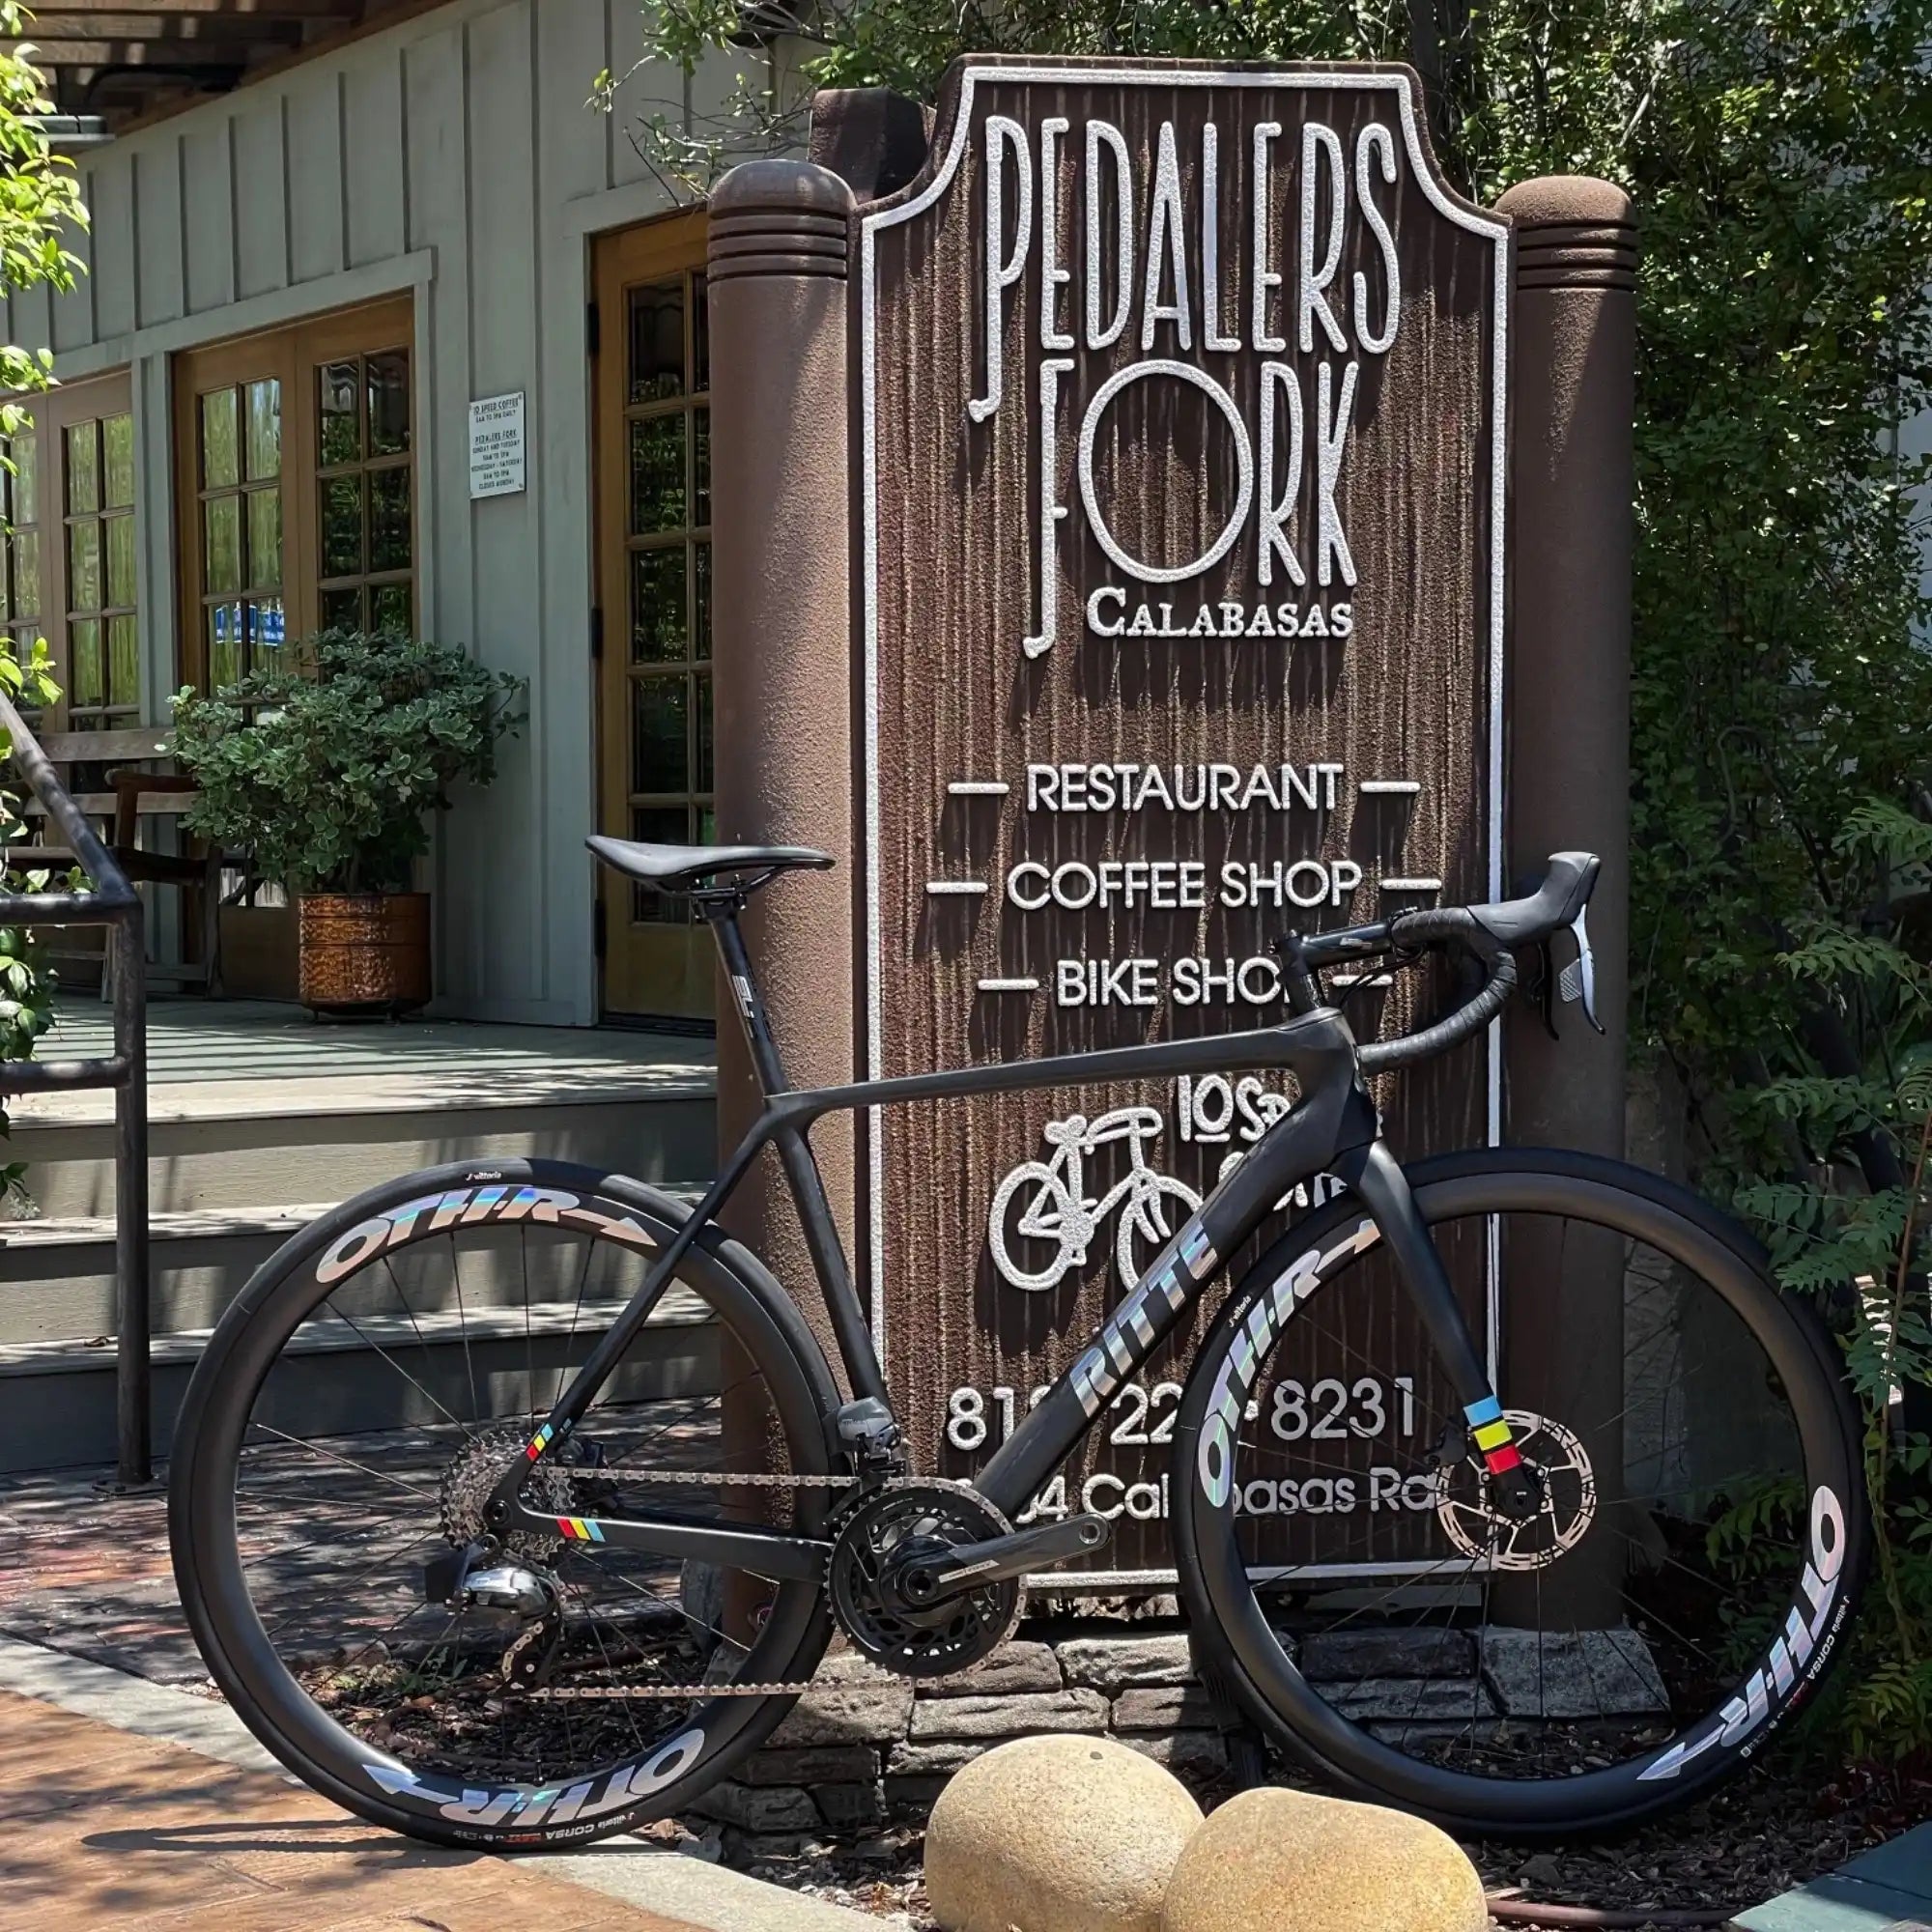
[297,892,431,1017]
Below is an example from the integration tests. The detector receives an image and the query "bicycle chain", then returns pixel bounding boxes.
[528,1473,1003,1701]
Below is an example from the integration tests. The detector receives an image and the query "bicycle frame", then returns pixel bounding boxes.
[494,902,1503,1583]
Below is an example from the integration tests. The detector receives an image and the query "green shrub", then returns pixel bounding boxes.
[170,632,525,895]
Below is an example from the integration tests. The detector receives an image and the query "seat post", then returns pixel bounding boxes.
[704,897,790,1096]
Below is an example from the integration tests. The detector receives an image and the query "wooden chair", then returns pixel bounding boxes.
[7,726,224,995]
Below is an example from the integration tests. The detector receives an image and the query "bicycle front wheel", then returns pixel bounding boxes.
[169,1158,841,1849]
[1173,1148,1866,1837]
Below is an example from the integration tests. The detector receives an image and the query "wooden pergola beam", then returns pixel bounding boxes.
[21,16,311,43]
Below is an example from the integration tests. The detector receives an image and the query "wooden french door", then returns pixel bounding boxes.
[591,213,714,1021]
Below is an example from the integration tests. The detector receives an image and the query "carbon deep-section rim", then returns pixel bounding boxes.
[168,1158,840,1849]
[1172,1148,1867,1836]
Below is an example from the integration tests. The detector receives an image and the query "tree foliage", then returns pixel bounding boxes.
[612,0,1932,1752]
[0,19,90,1208]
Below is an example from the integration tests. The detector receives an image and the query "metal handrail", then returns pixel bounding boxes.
[0,688,149,1485]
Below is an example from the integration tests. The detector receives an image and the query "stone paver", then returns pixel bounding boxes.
[0,1686,703,1931]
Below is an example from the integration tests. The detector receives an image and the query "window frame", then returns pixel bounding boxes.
[172,296,415,693]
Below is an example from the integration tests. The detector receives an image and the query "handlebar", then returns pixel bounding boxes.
[1302,852,1603,1076]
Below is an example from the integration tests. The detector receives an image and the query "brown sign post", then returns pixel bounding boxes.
[707,57,1635,1592]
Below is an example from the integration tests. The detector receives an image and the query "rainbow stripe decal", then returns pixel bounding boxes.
[555,1516,605,1542]
[526,1423,555,1462]
[1463,1396,1522,1475]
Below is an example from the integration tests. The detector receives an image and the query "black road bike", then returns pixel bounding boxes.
[168,840,1867,1847]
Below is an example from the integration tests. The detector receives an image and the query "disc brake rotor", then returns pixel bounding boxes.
[1436,1409,1598,1572]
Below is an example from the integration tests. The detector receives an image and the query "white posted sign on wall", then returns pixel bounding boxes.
[468,392,526,499]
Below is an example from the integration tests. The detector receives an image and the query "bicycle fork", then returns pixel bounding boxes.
[1335,1139,1538,1516]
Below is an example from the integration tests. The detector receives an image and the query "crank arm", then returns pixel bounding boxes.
[497,1499,829,1585]
[907,1512,1110,1601]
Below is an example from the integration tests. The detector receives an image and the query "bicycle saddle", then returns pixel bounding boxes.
[586,835,834,895]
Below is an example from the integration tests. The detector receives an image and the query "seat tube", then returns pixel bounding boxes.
[705,900,891,1408]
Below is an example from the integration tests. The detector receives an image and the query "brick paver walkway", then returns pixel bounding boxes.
[1,1687,702,1931]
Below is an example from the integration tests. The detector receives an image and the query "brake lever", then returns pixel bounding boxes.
[1554,904,1605,1036]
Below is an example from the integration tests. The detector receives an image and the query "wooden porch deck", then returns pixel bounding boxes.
[15,998,717,1128]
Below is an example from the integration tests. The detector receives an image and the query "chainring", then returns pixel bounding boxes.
[440,1427,577,1563]
[829,1483,1021,1679]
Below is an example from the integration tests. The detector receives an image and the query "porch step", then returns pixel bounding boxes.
[0,1005,726,1472]
[7,1004,718,1216]
[0,1290,719,1473]
[0,1185,710,1345]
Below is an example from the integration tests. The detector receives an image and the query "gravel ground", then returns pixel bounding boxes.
[674,1748,1932,1932]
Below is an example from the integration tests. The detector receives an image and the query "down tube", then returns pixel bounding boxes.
[974,1085,1377,1518]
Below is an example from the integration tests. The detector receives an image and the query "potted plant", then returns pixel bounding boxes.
[171,631,523,1017]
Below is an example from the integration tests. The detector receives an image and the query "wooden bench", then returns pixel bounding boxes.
[6,726,223,994]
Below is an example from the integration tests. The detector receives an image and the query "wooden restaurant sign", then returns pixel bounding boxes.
[853,58,1509,1580]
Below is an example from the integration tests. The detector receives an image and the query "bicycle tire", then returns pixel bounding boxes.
[1172,1147,1868,1837]
[169,1158,841,1850]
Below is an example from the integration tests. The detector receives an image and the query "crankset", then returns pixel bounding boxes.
[829,1484,1110,1678]
[900,1512,1109,1603]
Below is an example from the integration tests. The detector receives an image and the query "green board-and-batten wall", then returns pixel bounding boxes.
[2,0,769,1025]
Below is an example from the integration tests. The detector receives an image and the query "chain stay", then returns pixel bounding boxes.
[529,1474,1003,1700]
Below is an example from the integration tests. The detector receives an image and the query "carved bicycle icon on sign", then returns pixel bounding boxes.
[987,1105,1202,1293]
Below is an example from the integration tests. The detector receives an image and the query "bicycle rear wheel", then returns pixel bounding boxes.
[169,1159,840,1849]
[1173,1148,1866,1836]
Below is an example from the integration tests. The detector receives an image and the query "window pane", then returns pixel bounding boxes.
[631,673,689,793]
[629,413,686,534]
[71,617,101,705]
[322,585,363,632]
[107,613,137,705]
[10,428,36,526]
[630,546,686,663]
[105,513,135,608]
[628,281,684,403]
[321,474,363,578]
[372,580,411,636]
[691,271,709,391]
[247,489,281,591]
[67,520,100,611]
[369,466,411,572]
[210,602,243,689]
[14,528,39,611]
[205,496,242,595]
[251,596,287,656]
[630,804,690,923]
[696,668,713,793]
[0,541,12,621]
[65,421,99,514]
[319,359,360,466]
[693,539,711,661]
[368,350,410,456]
[202,389,239,489]
[246,379,281,481]
[103,412,133,508]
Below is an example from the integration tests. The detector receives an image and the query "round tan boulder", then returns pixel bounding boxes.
[925,1733,1203,1932]
[1160,1786,1487,1932]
